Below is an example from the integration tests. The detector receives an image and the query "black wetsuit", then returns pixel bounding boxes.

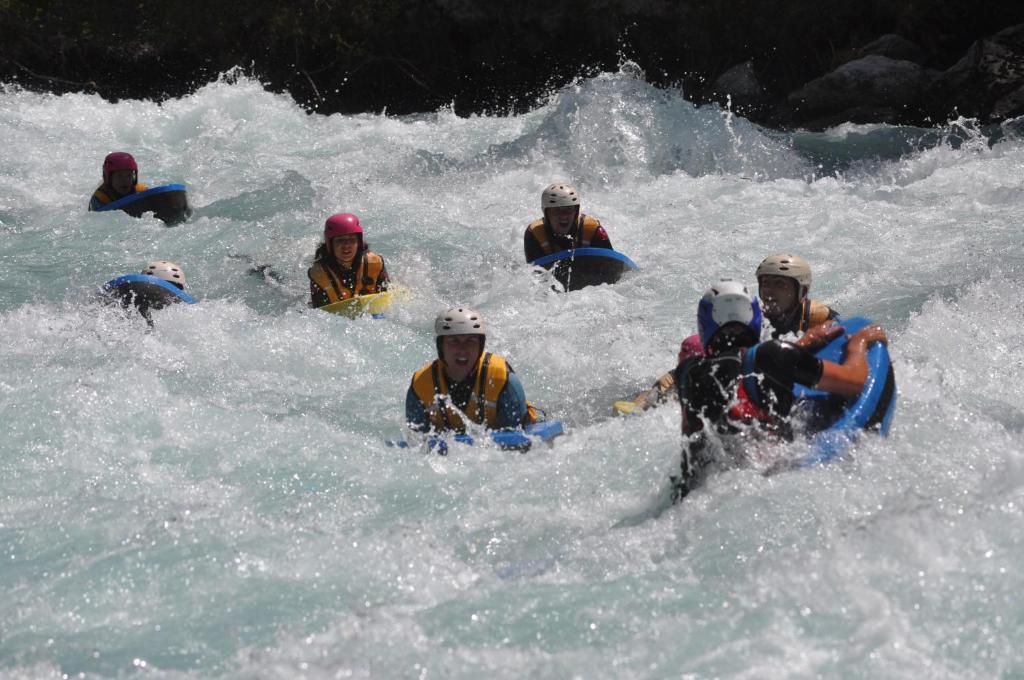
[672,340,846,501]
[524,219,617,291]
[104,280,185,325]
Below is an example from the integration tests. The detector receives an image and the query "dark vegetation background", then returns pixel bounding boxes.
[3,0,1023,127]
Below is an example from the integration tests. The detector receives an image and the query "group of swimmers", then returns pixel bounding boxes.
[92,151,894,501]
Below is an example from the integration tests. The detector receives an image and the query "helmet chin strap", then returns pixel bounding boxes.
[767,303,800,332]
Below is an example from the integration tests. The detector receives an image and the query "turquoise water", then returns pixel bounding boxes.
[2,68,1023,678]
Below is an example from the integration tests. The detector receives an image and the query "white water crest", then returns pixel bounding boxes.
[2,67,1024,678]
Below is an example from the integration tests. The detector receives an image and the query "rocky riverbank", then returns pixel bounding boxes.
[2,0,1023,130]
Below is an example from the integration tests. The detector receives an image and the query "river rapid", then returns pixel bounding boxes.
[2,67,1023,678]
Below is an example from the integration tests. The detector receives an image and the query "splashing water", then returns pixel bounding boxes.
[1,67,1024,678]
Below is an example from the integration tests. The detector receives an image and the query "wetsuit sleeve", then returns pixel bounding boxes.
[673,358,704,435]
[405,383,431,433]
[524,227,547,264]
[88,196,103,211]
[496,371,529,428]
[751,340,823,389]
[675,355,744,435]
[377,257,390,292]
[309,279,330,307]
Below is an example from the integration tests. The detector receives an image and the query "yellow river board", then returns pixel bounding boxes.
[317,286,408,318]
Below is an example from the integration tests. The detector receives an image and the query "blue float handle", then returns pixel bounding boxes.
[96,184,188,212]
[797,342,893,467]
[529,248,639,270]
[102,273,197,304]
[386,420,564,452]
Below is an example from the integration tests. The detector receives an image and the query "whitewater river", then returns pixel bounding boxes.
[2,68,1023,678]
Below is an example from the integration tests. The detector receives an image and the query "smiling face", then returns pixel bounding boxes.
[441,334,482,383]
[544,205,579,235]
[758,274,800,318]
[330,234,360,264]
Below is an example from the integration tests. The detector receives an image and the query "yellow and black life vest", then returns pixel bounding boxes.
[307,252,385,304]
[91,183,149,205]
[799,298,838,333]
[526,214,603,255]
[411,352,537,432]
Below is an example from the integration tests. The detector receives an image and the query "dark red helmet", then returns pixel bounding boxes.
[103,152,138,184]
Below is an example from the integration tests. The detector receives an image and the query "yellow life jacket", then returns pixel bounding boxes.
[411,352,537,432]
[526,214,603,255]
[799,298,838,333]
[91,183,149,205]
[307,252,385,304]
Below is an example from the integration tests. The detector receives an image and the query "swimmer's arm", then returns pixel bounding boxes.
[815,325,888,397]
[496,372,529,429]
[405,385,431,433]
[795,320,843,351]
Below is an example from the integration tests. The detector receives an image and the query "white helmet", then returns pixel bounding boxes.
[541,183,580,210]
[435,307,485,338]
[756,253,811,297]
[697,279,763,348]
[143,260,186,287]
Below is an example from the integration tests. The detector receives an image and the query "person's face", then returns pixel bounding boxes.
[758,275,799,317]
[441,334,482,383]
[544,205,579,235]
[331,234,360,263]
[109,170,136,196]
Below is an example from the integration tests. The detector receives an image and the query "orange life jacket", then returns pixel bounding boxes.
[799,299,837,333]
[411,352,537,432]
[307,252,385,304]
[91,183,149,205]
[526,214,604,255]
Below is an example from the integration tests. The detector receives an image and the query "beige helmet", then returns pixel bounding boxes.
[143,260,186,288]
[756,253,811,298]
[435,306,485,358]
[541,183,580,210]
[435,306,485,338]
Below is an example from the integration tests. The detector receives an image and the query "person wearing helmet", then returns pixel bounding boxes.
[101,260,194,325]
[406,307,539,435]
[141,260,187,290]
[670,279,890,502]
[307,213,389,307]
[524,182,613,272]
[615,253,840,416]
[89,152,149,211]
[756,253,839,337]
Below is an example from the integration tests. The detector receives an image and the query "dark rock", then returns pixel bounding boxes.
[993,83,1024,119]
[785,55,933,130]
[3,0,1024,129]
[705,61,769,113]
[855,34,928,65]
[928,23,1024,122]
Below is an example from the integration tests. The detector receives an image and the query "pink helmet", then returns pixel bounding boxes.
[324,213,364,250]
[324,213,363,238]
[103,152,138,183]
[678,334,704,363]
